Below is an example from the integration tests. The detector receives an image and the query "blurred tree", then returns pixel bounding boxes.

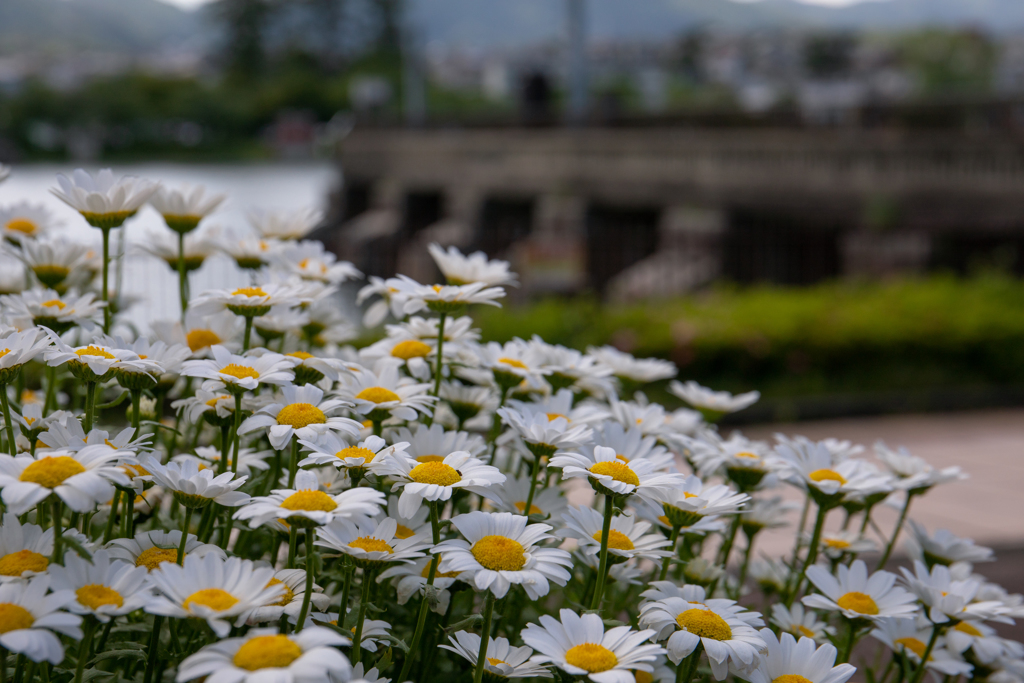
[804,33,856,78]
[304,0,346,72]
[372,0,403,55]
[211,0,273,83]
[897,29,996,95]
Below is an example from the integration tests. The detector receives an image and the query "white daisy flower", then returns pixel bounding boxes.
[144,554,283,637]
[0,575,82,664]
[212,228,284,270]
[742,629,855,683]
[529,339,614,395]
[441,630,552,679]
[176,626,351,683]
[8,237,86,289]
[649,475,749,529]
[0,328,51,384]
[138,455,250,509]
[377,556,463,614]
[316,516,430,569]
[376,497,431,540]
[875,441,966,493]
[38,422,150,457]
[51,169,159,228]
[1,289,104,332]
[347,663,389,683]
[247,568,331,624]
[473,340,551,391]
[584,422,673,471]
[434,511,572,599]
[803,560,918,622]
[190,283,306,318]
[870,618,973,677]
[774,434,864,465]
[43,336,159,383]
[769,603,835,643]
[386,423,487,464]
[749,559,790,595]
[687,433,779,490]
[485,474,569,519]
[669,380,760,416]
[740,497,797,535]
[498,399,595,455]
[274,240,361,284]
[281,350,350,385]
[397,276,506,316]
[899,560,1012,624]
[343,618,391,653]
[0,202,57,243]
[944,618,1019,663]
[149,184,225,234]
[816,530,876,559]
[135,229,216,274]
[299,433,408,481]
[633,498,726,539]
[105,529,226,572]
[0,513,54,581]
[587,345,677,385]
[906,520,994,567]
[638,596,766,676]
[181,345,295,392]
[549,445,685,500]
[176,447,270,478]
[521,609,663,683]
[373,450,505,518]
[427,243,517,287]
[559,506,672,562]
[151,311,242,359]
[248,207,323,241]
[47,549,149,622]
[775,443,893,507]
[337,363,436,422]
[172,389,255,428]
[439,381,495,427]
[235,470,384,529]
[240,384,360,450]
[0,445,131,514]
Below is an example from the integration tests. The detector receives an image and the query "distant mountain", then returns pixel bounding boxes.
[0,0,199,55]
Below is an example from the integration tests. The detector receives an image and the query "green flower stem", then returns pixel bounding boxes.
[399,502,442,682]
[0,384,17,455]
[51,498,63,563]
[143,616,164,683]
[287,526,299,569]
[338,557,353,616]
[73,619,96,683]
[351,566,374,661]
[218,424,231,475]
[659,524,682,581]
[676,642,704,683]
[522,453,542,519]
[908,625,942,683]
[101,227,111,334]
[242,316,254,353]
[717,515,742,566]
[177,507,193,565]
[589,495,615,611]
[122,489,133,539]
[877,492,915,571]
[177,232,188,319]
[296,527,316,631]
[839,620,860,664]
[288,439,299,488]
[737,529,759,593]
[792,504,829,601]
[43,366,57,415]
[103,490,121,543]
[130,389,141,431]
[231,394,243,475]
[83,382,97,433]
[472,591,497,683]
[431,313,447,398]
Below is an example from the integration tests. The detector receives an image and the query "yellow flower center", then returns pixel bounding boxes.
[276,403,327,429]
[809,469,846,485]
[676,608,733,640]
[0,349,9,360]
[186,329,221,352]
[498,357,527,370]
[76,584,124,610]
[635,672,654,683]
[0,604,34,634]
[824,538,851,550]
[589,461,640,486]
[546,413,567,422]
[355,386,401,404]
[395,524,415,540]
[564,643,618,673]
[42,299,66,310]
[408,461,461,486]
[415,454,445,463]
[219,364,259,380]
[266,578,295,606]
[232,635,303,671]
[19,456,86,488]
[471,535,526,571]
[348,537,394,554]
[592,529,635,551]
[894,637,929,660]
[391,340,431,360]
[0,550,49,576]
[184,588,239,613]
[836,591,879,615]
[287,351,314,360]
[954,622,983,637]
[735,451,760,459]
[205,395,230,407]
[487,657,506,667]
[232,287,267,297]
[337,446,376,463]
[135,547,179,571]
[6,219,37,235]
[774,676,813,683]
[75,345,114,360]
[514,501,543,515]
[280,490,337,512]
[796,625,816,638]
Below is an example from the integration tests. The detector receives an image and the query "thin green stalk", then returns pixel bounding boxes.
[103,490,121,543]
[839,620,859,663]
[737,530,759,592]
[288,439,299,487]
[296,527,316,630]
[218,424,231,475]
[908,626,942,683]
[43,366,57,414]
[877,493,915,570]
[287,526,299,568]
[351,567,374,661]
[589,496,615,611]
[717,515,742,567]
[101,227,111,334]
[431,313,447,398]
[177,507,193,565]
[73,619,96,683]
[398,502,441,682]
[51,498,63,563]
[231,394,243,474]
[792,505,829,602]
[242,316,254,353]
[472,591,497,683]
[337,557,353,618]
[130,389,141,432]
[177,232,188,319]
[522,453,542,519]
[676,642,703,683]
[659,525,682,581]
[142,616,164,683]
[0,384,17,454]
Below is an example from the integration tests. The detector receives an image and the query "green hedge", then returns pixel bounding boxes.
[473,275,1024,400]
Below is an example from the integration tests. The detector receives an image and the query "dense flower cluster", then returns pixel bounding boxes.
[0,167,1018,683]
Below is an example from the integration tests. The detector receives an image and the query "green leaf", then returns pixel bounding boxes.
[61,535,93,561]
[376,647,393,671]
[142,421,182,436]
[96,391,129,410]
[111,623,152,634]
[382,635,409,653]
[446,615,483,633]
[90,649,148,665]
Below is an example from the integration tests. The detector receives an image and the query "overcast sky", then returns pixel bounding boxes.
[160,0,873,8]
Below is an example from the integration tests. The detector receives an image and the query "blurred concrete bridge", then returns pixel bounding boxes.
[327,125,1024,299]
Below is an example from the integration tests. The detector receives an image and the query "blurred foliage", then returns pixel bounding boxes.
[474,275,1024,399]
[896,28,996,95]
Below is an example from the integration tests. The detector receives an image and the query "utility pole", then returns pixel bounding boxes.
[566,0,589,125]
